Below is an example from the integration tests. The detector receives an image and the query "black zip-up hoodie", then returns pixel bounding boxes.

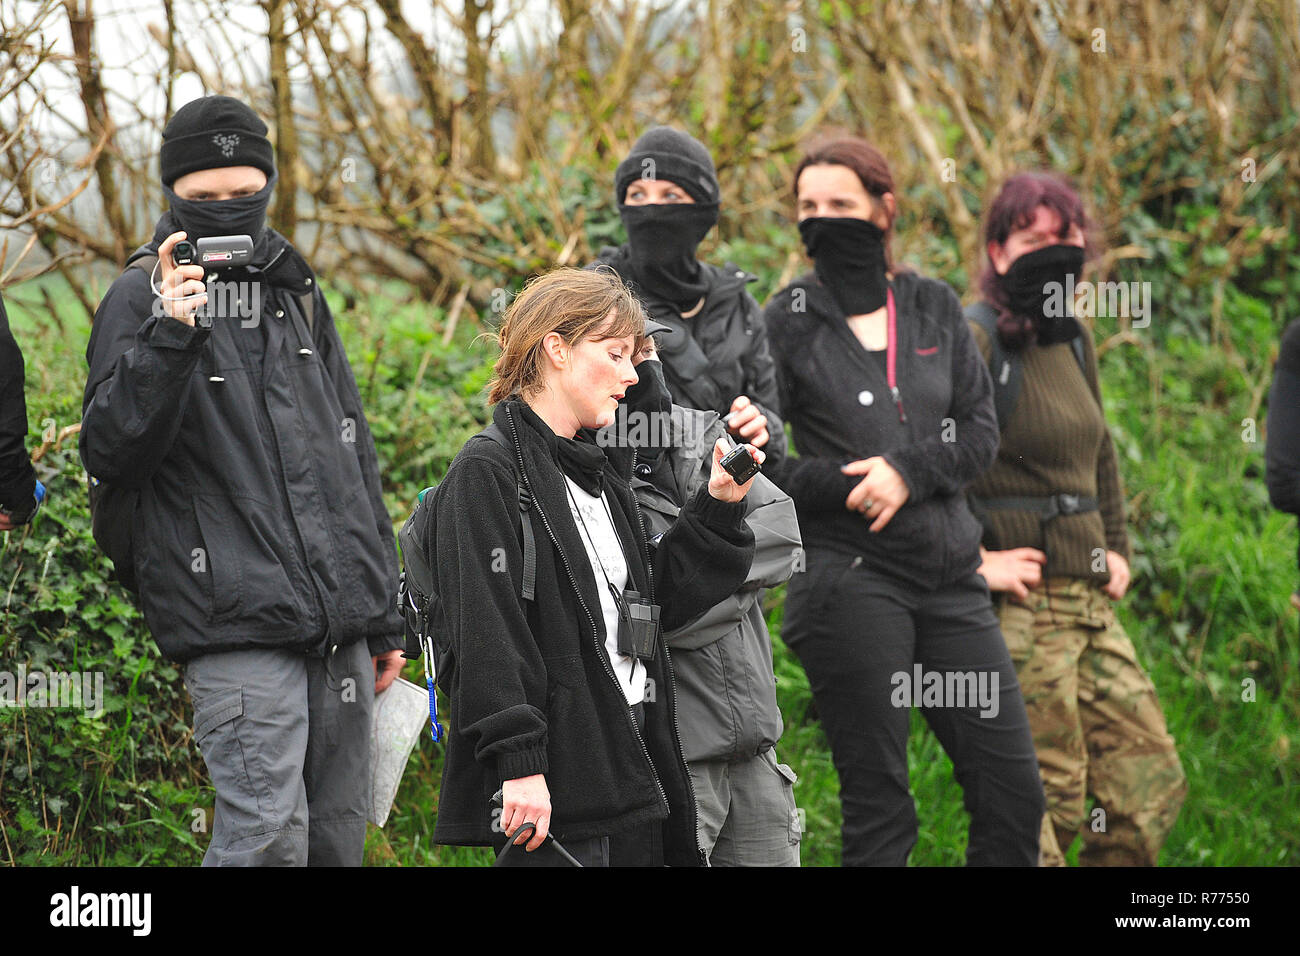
[764,270,998,590]
[80,212,403,662]
[429,398,754,863]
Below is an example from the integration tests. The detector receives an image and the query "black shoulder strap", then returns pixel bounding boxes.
[1070,334,1086,375]
[480,423,536,602]
[966,301,1020,434]
[298,289,314,334]
[128,254,159,278]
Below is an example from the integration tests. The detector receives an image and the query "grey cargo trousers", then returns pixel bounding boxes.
[183,640,373,866]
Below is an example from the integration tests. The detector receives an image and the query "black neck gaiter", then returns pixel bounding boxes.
[1000,243,1086,345]
[798,216,889,316]
[163,173,276,244]
[556,431,608,497]
[618,202,719,312]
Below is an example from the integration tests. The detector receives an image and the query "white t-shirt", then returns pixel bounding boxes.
[564,477,645,706]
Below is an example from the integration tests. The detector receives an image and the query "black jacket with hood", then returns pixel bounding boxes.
[1267,318,1300,579]
[630,403,799,763]
[79,212,403,662]
[0,293,38,514]
[591,245,787,465]
[764,270,999,591]
[428,398,755,863]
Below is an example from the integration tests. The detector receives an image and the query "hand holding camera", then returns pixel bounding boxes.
[157,232,208,325]
[708,435,764,503]
[156,232,255,326]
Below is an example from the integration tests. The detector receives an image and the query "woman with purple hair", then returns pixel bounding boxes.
[968,171,1186,866]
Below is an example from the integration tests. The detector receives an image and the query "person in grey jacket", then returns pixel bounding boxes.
[613,329,803,865]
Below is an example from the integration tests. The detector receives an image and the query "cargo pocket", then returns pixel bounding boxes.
[190,687,274,831]
[771,754,802,847]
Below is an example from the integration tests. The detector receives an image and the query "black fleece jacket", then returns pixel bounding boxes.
[764,270,999,590]
[429,398,754,863]
[0,293,38,513]
[590,245,787,466]
[1267,319,1300,577]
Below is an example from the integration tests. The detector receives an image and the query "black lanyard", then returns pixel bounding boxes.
[563,479,640,674]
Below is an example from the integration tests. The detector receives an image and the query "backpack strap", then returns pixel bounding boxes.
[480,423,536,602]
[966,301,1020,434]
[1069,334,1086,375]
[297,289,314,334]
[128,254,160,279]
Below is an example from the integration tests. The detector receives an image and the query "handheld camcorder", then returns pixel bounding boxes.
[172,235,254,270]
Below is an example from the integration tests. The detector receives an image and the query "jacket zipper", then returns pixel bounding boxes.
[627,446,706,865]
[229,292,323,634]
[503,406,672,817]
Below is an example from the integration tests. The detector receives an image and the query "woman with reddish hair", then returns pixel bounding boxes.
[969,171,1186,866]
[764,134,1044,866]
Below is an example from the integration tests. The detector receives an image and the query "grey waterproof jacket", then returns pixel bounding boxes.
[630,404,801,762]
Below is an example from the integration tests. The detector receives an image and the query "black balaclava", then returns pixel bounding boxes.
[615,127,721,312]
[159,95,278,243]
[1000,244,1086,344]
[163,173,277,244]
[617,204,719,312]
[798,216,889,315]
[622,358,673,465]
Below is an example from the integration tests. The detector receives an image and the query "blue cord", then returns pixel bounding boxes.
[422,635,443,742]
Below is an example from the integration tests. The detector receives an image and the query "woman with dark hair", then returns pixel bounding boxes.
[589,126,785,465]
[764,134,1044,866]
[426,267,759,866]
[969,171,1186,866]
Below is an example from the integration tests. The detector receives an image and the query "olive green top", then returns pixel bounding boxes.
[968,320,1131,582]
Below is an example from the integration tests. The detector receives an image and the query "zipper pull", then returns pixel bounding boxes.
[891,385,907,423]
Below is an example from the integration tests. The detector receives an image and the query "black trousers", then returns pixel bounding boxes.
[783,549,1044,866]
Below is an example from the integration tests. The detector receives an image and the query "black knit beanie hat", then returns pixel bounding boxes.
[614,126,720,205]
[160,95,276,187]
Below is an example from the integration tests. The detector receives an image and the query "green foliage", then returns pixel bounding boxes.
[0,325,206,864]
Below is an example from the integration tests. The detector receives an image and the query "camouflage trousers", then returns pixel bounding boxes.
[998,578,1187,866]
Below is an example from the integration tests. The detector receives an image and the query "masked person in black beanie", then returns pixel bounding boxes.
[763,133,1043,866]
[968,172,1185,866]
[79,95,406,866]
[589,126,786,467]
